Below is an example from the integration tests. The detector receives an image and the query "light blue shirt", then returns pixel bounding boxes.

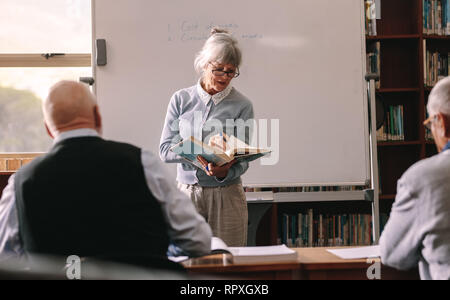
[159,81,255,187]
[0,129,212,261]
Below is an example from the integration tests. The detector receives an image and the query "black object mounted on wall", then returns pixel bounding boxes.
[79,77,95,86]
[96,39,107,66]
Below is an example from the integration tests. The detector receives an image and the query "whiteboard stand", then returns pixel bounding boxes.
[366,74,381,244]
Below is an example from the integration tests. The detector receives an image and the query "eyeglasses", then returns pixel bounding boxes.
[424,115,438,131]
[209,63,240,78]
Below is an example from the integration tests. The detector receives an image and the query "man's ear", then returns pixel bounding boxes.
[45,122,54,139]
[442,113,450,138]
[93,105,102,134]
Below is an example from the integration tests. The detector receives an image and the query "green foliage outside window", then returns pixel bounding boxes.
[0,86,52,152]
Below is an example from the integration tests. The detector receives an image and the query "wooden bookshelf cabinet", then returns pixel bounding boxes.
[367,0,448,217]
[254,200,373,246]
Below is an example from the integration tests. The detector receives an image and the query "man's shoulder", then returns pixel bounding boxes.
[401,151,450,185]
[60,137,142,154]
[15,152,51,177]
[19,139,142,175]
[102,139,141,152]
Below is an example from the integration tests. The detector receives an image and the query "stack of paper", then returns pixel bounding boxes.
[228,245,298,264]
[326,246,380,259]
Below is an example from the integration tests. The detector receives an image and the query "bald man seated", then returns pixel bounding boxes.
[0,81,212,268]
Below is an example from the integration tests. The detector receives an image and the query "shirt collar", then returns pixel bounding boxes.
[196,79,233,105]
[53,128,100,145]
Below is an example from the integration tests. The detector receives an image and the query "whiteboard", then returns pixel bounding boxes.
[92,0,370,187]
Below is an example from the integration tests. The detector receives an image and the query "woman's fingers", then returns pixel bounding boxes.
[197,156,208,167]
[197,156,214,175]
[207,163,214,176]
[197,155,236,178]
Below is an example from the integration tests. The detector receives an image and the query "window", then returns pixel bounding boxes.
[0,0,92,153]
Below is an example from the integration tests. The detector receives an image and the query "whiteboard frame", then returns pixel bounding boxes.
[91,0,97,95]
[90,0,372,188]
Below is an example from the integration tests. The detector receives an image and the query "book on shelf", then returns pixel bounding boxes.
[365,0,377,36]
[423,39,450,87]
[366,41,381,89]
[245,186,366,193]
[423,0,450,35]
[170,237,298,264]
[280,210,374,248]
[377,104,405,142]
[170,134,271,169]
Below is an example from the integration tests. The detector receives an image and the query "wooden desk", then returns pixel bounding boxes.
[295,247,419,280]
[184,253,301,280]
[183,247,420,280]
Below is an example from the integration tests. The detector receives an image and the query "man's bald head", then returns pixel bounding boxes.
[43,81,101,137]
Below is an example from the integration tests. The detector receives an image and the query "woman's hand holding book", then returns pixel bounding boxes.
[197,155,237,179]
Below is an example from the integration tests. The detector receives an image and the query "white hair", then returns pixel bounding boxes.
[428,76,450,116]
[194,28,242,76]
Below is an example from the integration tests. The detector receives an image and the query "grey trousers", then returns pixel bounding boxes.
[178,182,248,247]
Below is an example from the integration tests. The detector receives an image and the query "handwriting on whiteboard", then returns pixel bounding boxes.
[168,20,263,42]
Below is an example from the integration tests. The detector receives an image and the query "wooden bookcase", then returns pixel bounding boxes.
[367,0,446,212]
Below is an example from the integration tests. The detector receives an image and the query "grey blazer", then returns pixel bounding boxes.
[379,149,450,280]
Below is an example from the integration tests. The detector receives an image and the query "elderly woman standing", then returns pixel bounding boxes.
[159,28,254,247]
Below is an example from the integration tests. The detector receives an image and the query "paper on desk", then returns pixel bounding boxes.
[168,256,189,263]
[326,246,380,260]
[228,244,295,256]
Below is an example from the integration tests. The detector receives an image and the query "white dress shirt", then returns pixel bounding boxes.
[0,129,212,261]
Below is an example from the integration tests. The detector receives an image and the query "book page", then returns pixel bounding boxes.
[168,256,189,263]
[225,135,270,157]
[211,236,229,252]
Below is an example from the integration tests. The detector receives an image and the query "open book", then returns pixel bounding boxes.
[169,237,298,265]
[170,134,271,169]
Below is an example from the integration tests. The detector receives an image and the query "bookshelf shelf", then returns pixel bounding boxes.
[377,88,421,93]
[424,35,450,40]
[377,141,422,147]
[367,34,421,40]
[380,194,396,200]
